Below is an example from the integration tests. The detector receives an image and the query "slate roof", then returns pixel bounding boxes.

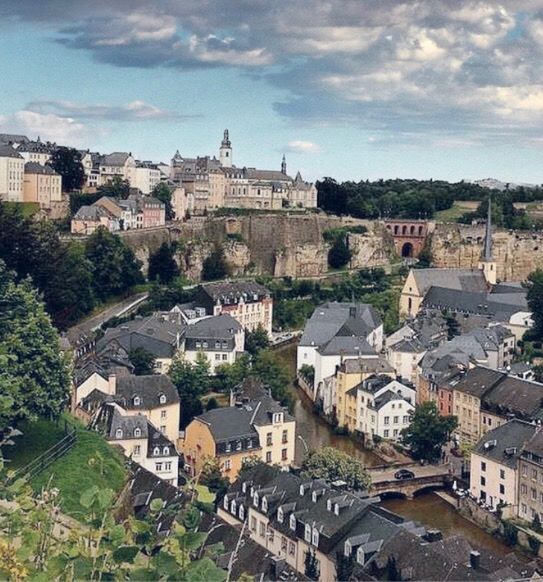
[473,419,538,468]
[318,335,377,357]
[73,204,114,221]
[184,314,241,340]
[245,168,291,181]
[300,303,381,348]
[18,140,54,153]
[0,133,28,144]
[0,144,23,159]
[445,367,504,398]
[412,268,488,295]
[91,402,148,440]
[116,374,179,409]
[101,152,132,166]
[198,280,270,303]
[339,357,394,376]
[24,162,58,175]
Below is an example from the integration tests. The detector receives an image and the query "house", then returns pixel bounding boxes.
[470,419,538,512]
[344,375,415,442]
[70,204,119,234]
[518,429,543,523]
[0,133,29,148]
[183,314,244,374]
[0,144,24,202]
[218,464,426,581]
[134,161,161,195]
[194,281,273,335]
[297,302,383,372]
[387,335,431,385]
[17,139,54,165]
[91,402,179,485]
[99,152,136,185]
[96,315,185,373]
[23,162,62,209]
[181,387,295,481]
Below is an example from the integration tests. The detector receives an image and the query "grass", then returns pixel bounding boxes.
[434,201,478,222]
[30,416,128,519]
[4,418,67,471]
[2,201,40,218]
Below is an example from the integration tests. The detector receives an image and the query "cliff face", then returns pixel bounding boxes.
[430,223,543,281]
[349,223,396,269]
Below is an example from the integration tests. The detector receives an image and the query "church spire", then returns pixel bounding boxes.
[483,194,493,261]
[281,154,287,174]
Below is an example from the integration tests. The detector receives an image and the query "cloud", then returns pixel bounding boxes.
[4,1,543,144]
[285,140,322,154]
[24,100,195,121]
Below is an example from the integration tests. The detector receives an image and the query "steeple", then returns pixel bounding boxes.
[478,194,496,285]
[219,129,232,167]
[281,154,287,175]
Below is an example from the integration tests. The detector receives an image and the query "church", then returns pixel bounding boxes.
[169,130,317,215]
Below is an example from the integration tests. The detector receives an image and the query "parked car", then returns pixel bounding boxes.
[394,469,415,480]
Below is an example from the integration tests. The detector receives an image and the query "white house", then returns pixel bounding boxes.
[0,144,24,202]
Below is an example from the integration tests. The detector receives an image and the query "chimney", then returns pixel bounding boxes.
[470,550,480,570]
[108,373,117,395]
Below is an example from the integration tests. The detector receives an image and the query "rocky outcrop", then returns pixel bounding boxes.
[349,223,396,269]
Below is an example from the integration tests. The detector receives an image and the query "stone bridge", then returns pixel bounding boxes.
[384,219,431,258]
[368,463,452,499]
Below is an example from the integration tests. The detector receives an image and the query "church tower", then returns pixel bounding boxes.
[219,129,232,167]
[478,195,497,285]
[281,154,287,175]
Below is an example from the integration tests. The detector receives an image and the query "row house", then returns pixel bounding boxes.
[181,385,296,481]
[17,139,54,165]
[134,161,162,194]
[99,151,137,185]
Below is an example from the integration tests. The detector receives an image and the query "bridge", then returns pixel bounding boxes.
[368,463,452,499]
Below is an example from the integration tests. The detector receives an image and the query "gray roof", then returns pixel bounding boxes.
[0,133,28,144]
[339,357,395,375]
[18,140,54,153]
[318,335,377,357]
[300,302,381,348]
[245,168,291,181]
[0,144,23,159]
[198,280,270,303]
[473,419,537,468]
[411,268,488,295]
[184,314,241,340]
[196,406,258,442]
[91,402,148,440]
[24,162,58,175]
[101,152,132,166]
[73,204,113,220]
[116,374,179,409]
[445,367,503,398]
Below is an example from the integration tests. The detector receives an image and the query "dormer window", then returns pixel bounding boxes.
[159,394,167,404]
[304,524,311,541]
[344,541,352,557]
[253,492,259,507]
[334,504,340,516]
[262,498,268,512]
[239,505,245,520]
[223,495,229,510]
[273,413,283,424]
[231,500,237,514]
[242,482,247,493]
[357,547,365,566]
[326,499,332,511]
[133,396,141,406]
[236,441,242,451]
[134,428,141,437]
[290,514,296,531]
[153,447,160,456]
[299,484,305,496]
[278,508,284,523]
[163,446,169,455]
[247,439,252,449]
[312,529,319,547]
[226,443,231,453]
[115,428,123,438]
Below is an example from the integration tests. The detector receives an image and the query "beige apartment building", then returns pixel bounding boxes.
[518,429,543,523]
[0,144,24,202]
[23,162,62,208]
[470,420,537,512]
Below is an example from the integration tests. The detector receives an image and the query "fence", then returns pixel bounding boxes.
[10,428,77,483]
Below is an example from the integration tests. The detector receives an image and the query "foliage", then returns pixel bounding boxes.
[213,355,251,394]
[304,548,320,580]
[533,513,543,533]
[336,550,354,581]
[146,279,194,312]
[148,242,180,283]
[533,365,543,384]
[169,355,210,428]
[529,535,541,555]
[525,270,543,340]
[400,402,458,463]
[199,458,229,500]
[226,232,244,243]
[299,364,315,385]
[202,246,230,281]
[503,521,518,547]
[459,195,533,230]
[206,397,218,411]
[84,227,144,302]
[50,146,85,191]
[328,235,352,269]
[97,176,131,200]
[0,264,70,432]
[129,347,156,375]
[251,350,293,409]
[245,325,270,356]
[301,447,371,490]
[152,183,174,220]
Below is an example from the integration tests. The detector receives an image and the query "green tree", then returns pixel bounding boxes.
[129,347,156,375]
[304,548,320,580]
[245,325,270,356]
[97,176,131,199]
[169,355,210,428]
[202,247,229,281]
[400,401,458,463]
[0,263,70,431]
[200,458,229,500]
[148,242,179,283]
[206,397,219,411]
[213,355,251,394]
[84,227,143,301]
[525,270,543,340]
[328,236,351,269]
[153,183,174,220]
[336,550,354,581]
[251,350,292,408]
[50,146,85,191]
[301,447,371,490]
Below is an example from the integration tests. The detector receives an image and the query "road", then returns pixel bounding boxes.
[368,462,451,484]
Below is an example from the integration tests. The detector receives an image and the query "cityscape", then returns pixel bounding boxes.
[3,2,543,581]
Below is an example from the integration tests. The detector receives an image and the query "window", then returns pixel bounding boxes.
[403,415,409,423]
[281,537,287,552]
[282,430,288,444]
[273,413,283,423]
[247,439,253,449]
[226,443,231,453]
[224,459,232,471]
[312,528,319,547]
[499,484,505,495]
[522,465,528,477]
[522,503,527,515]
[134,428,141,437]
[500,469,505,480]
[164,462,171,471]
[266,451,272,463]
[155,462,163,472]
[288,541,295,556]
[290,514,297,531]
[521,484,528,495]
[236,441,242,451]
[278,508,284,523]
[268,526,274,543]
[215,354,221,361]
[161,410,167,419]
[159,394,167,404]
[239,505,245,520]
[384,430,389,438]
[222,354,228,360]
[160,425,166,433]
[250,517,256,531]
[153,447,160,456]
[532,488,537,501]
[266,433,272,446]
[384,416,390,425]
[259,522,266,538]
[115,428,123,438]
[304,524,311,542]
[282,448,288,461]
[163,446,169,455]
[133,445,141,456]
[393,416,399,424]
[133,396,141,406]
[481,462,486,472]
[533,469,538,480]
[480,476,486,486]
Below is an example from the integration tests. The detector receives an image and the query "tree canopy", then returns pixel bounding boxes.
[202,247,230,281]
[0,263,70,432]
[129,347,156,375]
[400,401,458,463]
[152,183,174,220]
[169,355,210,428]
[525,269,543,340]
[301,447,371,490]
[148,243,179,284]
[50,147,85,191]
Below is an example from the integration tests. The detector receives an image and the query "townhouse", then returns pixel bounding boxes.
[0,144,24,202]
[22,162,62,210]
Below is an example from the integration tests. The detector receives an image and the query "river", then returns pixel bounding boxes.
[274,341,518,555]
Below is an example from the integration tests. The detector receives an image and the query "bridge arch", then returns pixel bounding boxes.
[401,242,414,258]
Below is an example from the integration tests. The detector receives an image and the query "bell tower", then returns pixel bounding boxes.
[478,195,497,285]
[281,154,287,175]
[219,129,232,167]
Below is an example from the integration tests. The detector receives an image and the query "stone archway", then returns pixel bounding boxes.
[401,242,414,258]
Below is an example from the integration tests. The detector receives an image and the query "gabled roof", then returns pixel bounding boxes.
[0,133,29,144]
[184,314,241,340]
[24,162,58,175]
[101,152,132,166]
[116,374,179,409]
[0,144,23,159]
[198,280,270,303]
[318,335,377,357]
[411,268,488,295]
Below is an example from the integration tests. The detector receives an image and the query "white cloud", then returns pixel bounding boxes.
[285,140,322,153]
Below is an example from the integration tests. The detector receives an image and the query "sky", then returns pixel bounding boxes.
[1,0,543,183]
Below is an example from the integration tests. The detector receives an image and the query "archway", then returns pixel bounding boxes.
[401,242,414,258]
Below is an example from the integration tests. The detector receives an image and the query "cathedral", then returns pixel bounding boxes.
[169,130,317,215]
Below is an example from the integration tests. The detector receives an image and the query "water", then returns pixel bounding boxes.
[274,342,382,467]
[274,341,518,555]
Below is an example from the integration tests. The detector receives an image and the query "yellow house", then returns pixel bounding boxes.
[23,162,62,209]
[181,393,296,482]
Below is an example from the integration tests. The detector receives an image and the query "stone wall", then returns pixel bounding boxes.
[430,223,543,281]
[349,223,396,269]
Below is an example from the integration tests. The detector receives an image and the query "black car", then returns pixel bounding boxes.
[394,469,415,480]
